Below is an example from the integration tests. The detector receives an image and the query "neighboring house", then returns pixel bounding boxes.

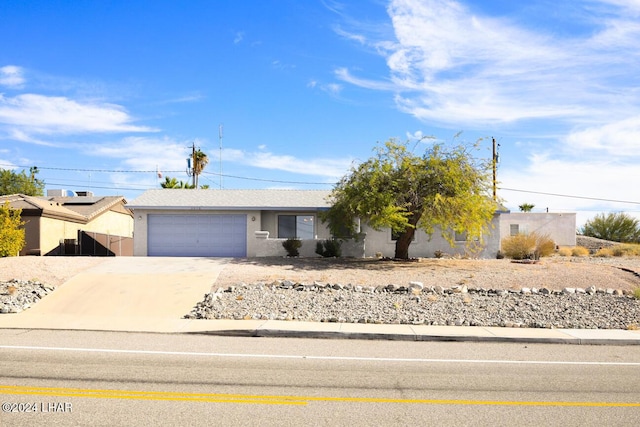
[127,189,576,258]
[1,192,134,256]
[499,212,576,248]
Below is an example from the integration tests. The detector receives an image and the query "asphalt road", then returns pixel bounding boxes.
[0,330,639,426]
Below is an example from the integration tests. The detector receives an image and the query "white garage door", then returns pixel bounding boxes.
[148,214,247,257]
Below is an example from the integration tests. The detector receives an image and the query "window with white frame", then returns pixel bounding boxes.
[278,215,314,239]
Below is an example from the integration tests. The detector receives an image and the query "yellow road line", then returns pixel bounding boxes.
[1,385,639,407]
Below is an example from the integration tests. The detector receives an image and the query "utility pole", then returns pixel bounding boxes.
[186,142,196,188]
[492,137,499,201]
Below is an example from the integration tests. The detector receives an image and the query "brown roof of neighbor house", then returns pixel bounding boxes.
[45,195,132,220]
[0,194,131,223]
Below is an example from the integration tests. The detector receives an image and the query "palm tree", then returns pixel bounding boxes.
[160,176,193,189]
[519,203,535,212]
[192,149,209,188]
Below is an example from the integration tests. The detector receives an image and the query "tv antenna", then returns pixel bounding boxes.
[219,124,223,189]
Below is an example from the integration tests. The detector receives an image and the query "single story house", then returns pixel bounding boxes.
[1,192,133,256]
[127,189,576,258]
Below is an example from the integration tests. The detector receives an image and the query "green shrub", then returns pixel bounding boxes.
[282,238,302,257]
[315,239,342,257]
[581,212,640,243]
[501,232,555,260]
[0,201,25,257]
[633,288,640,300]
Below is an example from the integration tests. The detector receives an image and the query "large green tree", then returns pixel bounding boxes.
[0,167,45,196]
[581,212,640,243]
[322,140,498,259]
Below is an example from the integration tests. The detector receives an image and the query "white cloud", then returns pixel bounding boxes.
[0,94,156,135]
[331,0,640,223]
[80,136,196,190]
[336,0,640,129]
[322,83,343,96]
[564,115,640,157]
[499,152,640,226]
[4,128,59,147]
[0,65,25,88]
[89,136,190,171]
[223,147,353,180]
[335,67,396,91]
[333,26,367,45]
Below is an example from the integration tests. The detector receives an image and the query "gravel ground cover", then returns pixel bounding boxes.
[186,257,640,329]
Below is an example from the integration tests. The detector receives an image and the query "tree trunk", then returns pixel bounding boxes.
[394,211,421,259]
[394,228,415,259]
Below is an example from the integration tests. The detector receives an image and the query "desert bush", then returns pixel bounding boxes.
[571,246,590,257]
[501,234,536,260]
[282,238,302,257]
[610,244,640,257]
[634,288,640,300]
[557,247,572,257]
[315,239,342,257]
[594,248,613,257]
[534,234,556,259]
[501,232,554,260]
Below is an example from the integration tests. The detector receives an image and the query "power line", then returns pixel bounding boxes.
[45,182,152,191]
[5,162,640,204]
[499,187,640,206]
[1,163,185,174]
[201,171,332,185]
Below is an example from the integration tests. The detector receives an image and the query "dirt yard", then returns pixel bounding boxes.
[1,255,639,292]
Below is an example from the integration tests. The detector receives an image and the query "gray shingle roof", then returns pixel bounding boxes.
[127,189,333,210]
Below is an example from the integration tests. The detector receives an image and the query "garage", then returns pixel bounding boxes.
[147,214,247,257]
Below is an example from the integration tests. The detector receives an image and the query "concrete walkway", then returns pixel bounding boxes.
[1,257,639,345]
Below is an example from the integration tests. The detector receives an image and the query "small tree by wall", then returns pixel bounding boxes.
[0,201,25,257]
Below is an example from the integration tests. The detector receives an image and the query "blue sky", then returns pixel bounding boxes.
[1,0,639,226]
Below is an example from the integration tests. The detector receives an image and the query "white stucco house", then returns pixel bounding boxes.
[127,189,576,258]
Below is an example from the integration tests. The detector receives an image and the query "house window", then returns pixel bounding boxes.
[510,224,519,236]
[455,231,467,242]
[278,215,314,239]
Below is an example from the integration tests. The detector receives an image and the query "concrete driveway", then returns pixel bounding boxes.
[0,257,229,332]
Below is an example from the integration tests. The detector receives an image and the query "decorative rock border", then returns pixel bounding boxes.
[0,279,55,314]
[185,280,640,330]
